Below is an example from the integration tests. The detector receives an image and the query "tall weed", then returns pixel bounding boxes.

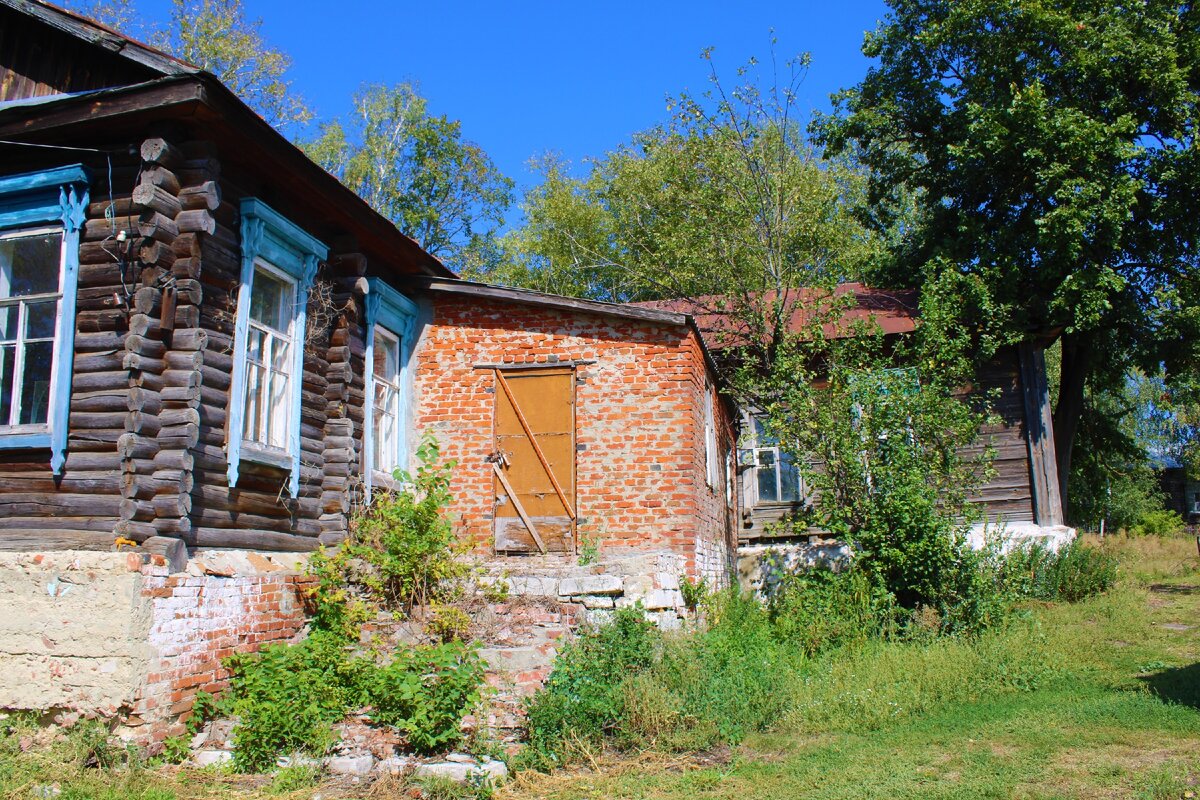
[1001,538,1118,602]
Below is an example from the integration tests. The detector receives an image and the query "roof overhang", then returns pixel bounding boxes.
[0,74,454,279]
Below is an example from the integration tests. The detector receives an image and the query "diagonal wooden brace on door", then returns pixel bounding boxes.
[494,369,578,520]
[491,462,547,554]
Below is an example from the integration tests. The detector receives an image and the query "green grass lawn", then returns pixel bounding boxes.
[504,535,1200,800]
[2,535,1196,800]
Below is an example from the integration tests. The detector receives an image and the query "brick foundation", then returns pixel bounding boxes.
[0,550,310,745]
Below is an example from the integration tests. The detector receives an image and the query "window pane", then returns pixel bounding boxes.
[19,340,53,425]
[0,232,61,298]
[25,300,57,340]
[0,343,13,424]
[267,368,289,449]
[246,327,265,365]
[757,450,779,502]
[374,331,399,380]
[778,452,801,503]
[754,417,778,447]
[271,337,290,373]
[249,269,291,331]
[0,304,16,341]
[244,361,263,444]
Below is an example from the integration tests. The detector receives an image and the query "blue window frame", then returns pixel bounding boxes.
[0,165,88,474]
[362,278,418,496]
[227,198,328,496]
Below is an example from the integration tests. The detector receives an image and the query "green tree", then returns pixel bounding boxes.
[70,0,311,129]
[816,0,1200,517]
[490,49,883,316]
[305,82,513,271]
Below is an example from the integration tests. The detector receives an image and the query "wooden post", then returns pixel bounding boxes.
[1019,343,1064,527]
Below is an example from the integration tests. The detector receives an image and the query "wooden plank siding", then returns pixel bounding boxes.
[0,7,158,102]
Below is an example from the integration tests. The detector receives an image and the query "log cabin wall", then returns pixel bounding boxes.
[0,145,142,548]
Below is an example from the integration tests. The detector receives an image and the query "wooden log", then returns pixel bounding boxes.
[114,520,158,540]
[172,328,208,351]
[0,529,126,551]
[140,165,181,195]
[76,310,128,334]
[121,473,156,500]
[125,334,166,358]
[117,433,158,460]
[163,369,201,390]
[138,211,179,243]
[123,353,164,372]
[199,365,231,391]
[74,352,124,373]
[71,391,130,413]
[140,536,189,572]
[174,279,203,305]
[153,493,191,518]
[164,351,203,371]
[76,330,126,352]
[140,138,183,169]
[120,497,157,520]
[78,261,125,285]
[138,240,176,268]
[87,197,137,218]
[128,314,163,339]
[72,372,131,393]
[160,408,200,428]
[178,181,221,211]
[171,234,202,259]
[0,474,121,493]
[68,411,126,430]
[124,411,161,436]
[190,528,319,553]
[0,493,121,515]
[83,217,137,241]
[174,304,200,329]
[177,158,219,185]
[162,385,200,403]
[176,209,215,234]
[132,184,182,218]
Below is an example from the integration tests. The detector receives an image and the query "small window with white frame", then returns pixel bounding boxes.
[703,378,718,488]
[371,325,402,474]
[0,227,63,432]
[227,198,328,496]
[748,416,806,505]
[242,261,296,452]
[362,278,418,496]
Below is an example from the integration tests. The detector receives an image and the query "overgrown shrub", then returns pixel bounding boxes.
[367,641,485,752]
[624,592,799,748]
[1131,509,1186,538]
[1001,539,1119,602]
[522,607,660,766]
[769,566,896,655]
[218,435,485,772]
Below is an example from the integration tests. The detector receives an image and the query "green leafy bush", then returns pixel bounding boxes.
[1131,509,1186,538]
[626,592,799,748]
[1001,539,1118,602]
[222,631,361,772]
[769,566,896,655]
[216,435,486,773]
[307,435,467,634]
[367,641,485,752]
[522,607,660,766]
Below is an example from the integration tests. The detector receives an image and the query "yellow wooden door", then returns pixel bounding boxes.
[492,368,576,553]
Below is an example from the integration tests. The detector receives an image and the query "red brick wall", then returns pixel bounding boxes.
[127,560,312,746]
[411,296,735,579]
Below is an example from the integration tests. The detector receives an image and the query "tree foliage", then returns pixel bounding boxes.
[487,49,883,312]
[71,0,310,129]
[816,0,1200,513]
[305,83,513,271]
[157,0,311,128]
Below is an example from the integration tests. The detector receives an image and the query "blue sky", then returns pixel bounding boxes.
[137,0,890,216]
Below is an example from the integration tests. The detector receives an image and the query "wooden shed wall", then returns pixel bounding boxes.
[737,346,1038,543]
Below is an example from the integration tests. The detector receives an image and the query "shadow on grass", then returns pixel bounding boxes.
[1142,662,1200,710]
[1148,583,1200,595]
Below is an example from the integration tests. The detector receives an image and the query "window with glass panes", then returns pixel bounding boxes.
[751,416,804,504]
[0,228,62,431]
[371,326,402,473]
[242,262,296,450]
